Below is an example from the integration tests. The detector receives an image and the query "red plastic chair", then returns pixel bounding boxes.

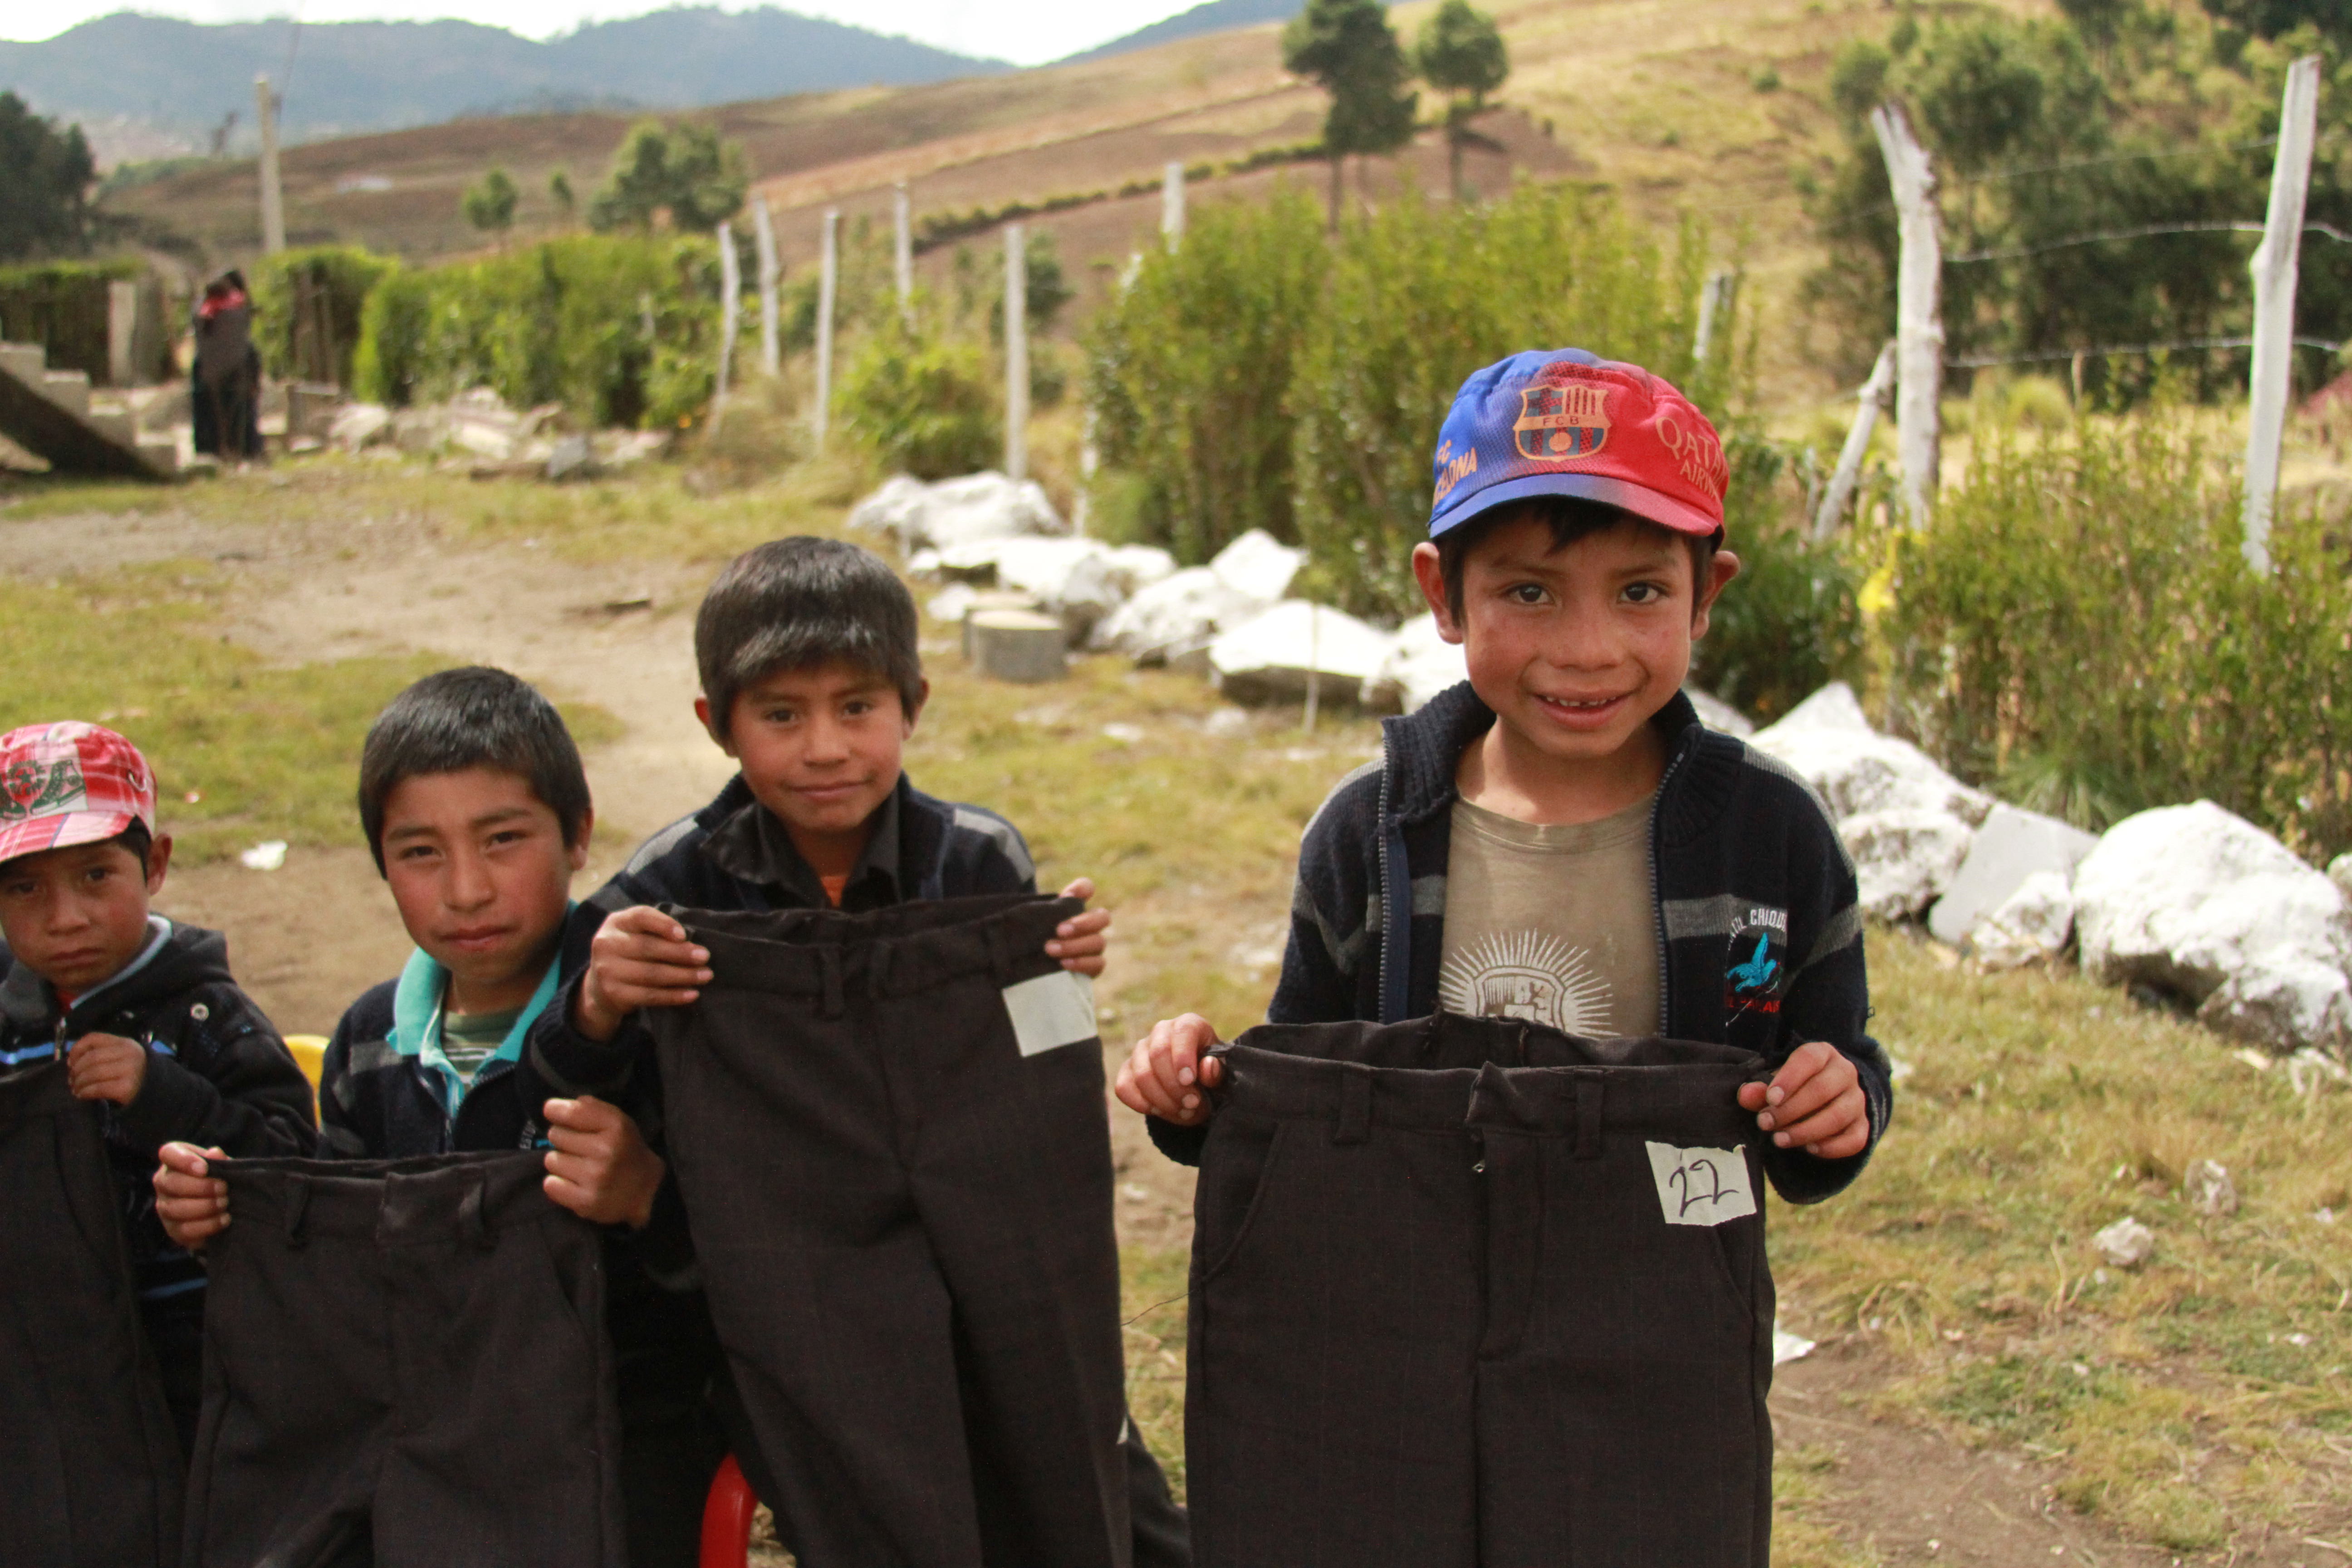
[700,1455,758,1568]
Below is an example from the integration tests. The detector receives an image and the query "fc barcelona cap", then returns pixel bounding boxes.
[1427,348,1729,542]
[0,722,158,867]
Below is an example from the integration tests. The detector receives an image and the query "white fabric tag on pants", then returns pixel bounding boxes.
[1000,970,1097,1058]
[1645,1141,1758,1226]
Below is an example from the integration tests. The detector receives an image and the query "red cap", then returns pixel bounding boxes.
[0,723,158,866]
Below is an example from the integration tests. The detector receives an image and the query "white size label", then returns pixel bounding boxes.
[1000,970,1097,1058]
[1644,1142,1758,1227]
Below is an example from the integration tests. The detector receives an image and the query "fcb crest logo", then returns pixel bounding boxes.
[1513,381,1610,462]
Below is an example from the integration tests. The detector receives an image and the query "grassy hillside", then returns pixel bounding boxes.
[97,0,2051,406]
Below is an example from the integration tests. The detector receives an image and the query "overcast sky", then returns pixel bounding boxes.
[2,0,1205,65]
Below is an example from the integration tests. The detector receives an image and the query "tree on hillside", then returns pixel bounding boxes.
[462,166,519,244]
[549,169,576,227]
[1415,0,1508,201]
[589,121,747,234]
[1283,0,1419,231]
[0,92,98,261]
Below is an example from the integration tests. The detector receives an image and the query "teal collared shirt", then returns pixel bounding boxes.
[387,938,564,1122]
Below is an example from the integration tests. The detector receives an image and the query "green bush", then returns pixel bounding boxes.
[835,316,1000,480]
[1085,190,1327,562]
[352,234,718,427]
[1085,182,1733,616]
[1689,435,1864,721]
[0,257,164,382]
[1292,186,1725,618]
[249,245,394,386]
[1886,415,2352,858]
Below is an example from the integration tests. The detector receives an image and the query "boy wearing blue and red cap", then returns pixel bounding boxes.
[1118,348,1891,1196]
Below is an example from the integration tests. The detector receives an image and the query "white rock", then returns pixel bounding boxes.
[927,583,980,625]
[2092,1216,2155,1269]
[597,429,666,467]
[2074,801,2352,1052]
[1208,529,1304,602]
[1969,869,2076,971]
[1092,567,1267,661]
[1838,808,1979,921]
[328,402,391,451]
[1207,601,1397,706]
[1686,687,1754,737]
[846,471,1067,553]
[1771,1325,1815,1366]
[239,840,289,872]
[2182,1159,2237,1218]
[1366,613,1468,713]
[1930,804,2100,948]
[1749,684,1994,827]
[2330,851,2352,901]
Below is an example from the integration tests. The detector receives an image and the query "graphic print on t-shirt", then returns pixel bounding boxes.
[1438,930,1616,1034]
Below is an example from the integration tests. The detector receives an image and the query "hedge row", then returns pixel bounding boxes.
[0,257,171,383]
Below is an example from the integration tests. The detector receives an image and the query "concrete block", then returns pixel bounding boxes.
[1928,803,2099,947]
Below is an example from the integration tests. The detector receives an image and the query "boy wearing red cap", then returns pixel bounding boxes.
[1119,348,1891,1196]
[0,724,315,1461]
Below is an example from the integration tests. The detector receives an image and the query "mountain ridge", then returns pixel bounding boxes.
[0,7,1010,150]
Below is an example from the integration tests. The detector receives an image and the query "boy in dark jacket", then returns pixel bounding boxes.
[521,535,1190,1564]
[0,721,315,1454]
[1118,348,1892,1201]
[154,668,724,1568]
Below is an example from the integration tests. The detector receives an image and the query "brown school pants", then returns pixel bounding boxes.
[184,1151,624,1568]
[1187,1015,1776,1568]
[647,893,1150,1568]
[0,1061,181,1568]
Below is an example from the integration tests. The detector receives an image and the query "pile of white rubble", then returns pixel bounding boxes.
[1750,682,2352,1055]
[326,387,666,477]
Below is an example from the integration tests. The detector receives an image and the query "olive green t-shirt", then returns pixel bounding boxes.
[1436,792,1661,1039]
[441,1001,522,1086]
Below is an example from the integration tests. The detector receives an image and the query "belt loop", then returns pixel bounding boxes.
[818,947,845,1019]
[1332,1061,1373,1146]
[282,1174,311,1248]
[983,919,1012,987]
[1574,1073,1603,1160]
[459,1174,492,1249]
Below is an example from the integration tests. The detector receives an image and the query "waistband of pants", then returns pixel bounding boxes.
[218,1151,556,1249]
[1208,1039,1768,1151]
[665,893,1080,1010]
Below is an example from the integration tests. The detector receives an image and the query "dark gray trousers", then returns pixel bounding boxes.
[185,1151,624,1568]
[1186,1016,1776,1568]
[0,1063,181,1568]
[648,893,1157,1568]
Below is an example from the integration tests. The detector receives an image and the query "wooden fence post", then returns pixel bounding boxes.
[1871,101,1941,525]
[1691,269,1738,369]
[753,195,779,379]
[1005,222,1028,482]
[1814,342,1898,541]
[2244,53,2323,574]
[713,220,740,431]
[1162,161,1186,246]
[815,208,838,449]
[254,75,286,255]
[894,181,914,320]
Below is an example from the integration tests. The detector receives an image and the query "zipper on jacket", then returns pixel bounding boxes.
[1647,727,1701,1038]
[1375,723,1398,1024]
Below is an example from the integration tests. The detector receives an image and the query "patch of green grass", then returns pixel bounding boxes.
[1777,926,2352,1549]
[1771,1445,1881,1568]
[0,563,617,862]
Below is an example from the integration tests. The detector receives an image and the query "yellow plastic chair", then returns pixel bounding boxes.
[284,1034,328,1113]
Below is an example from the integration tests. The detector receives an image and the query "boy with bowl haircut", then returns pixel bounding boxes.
[1119,348,1892,1192]
[522,534,1190,1564]
[0,721,316,1465]
[154,667,727,1568]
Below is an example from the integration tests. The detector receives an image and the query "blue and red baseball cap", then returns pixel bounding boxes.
[1428,348,1728,541]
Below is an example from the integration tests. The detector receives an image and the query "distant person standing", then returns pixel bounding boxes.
[191,272,263,461]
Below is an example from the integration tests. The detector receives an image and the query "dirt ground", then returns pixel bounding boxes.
[7,485,2328,1568]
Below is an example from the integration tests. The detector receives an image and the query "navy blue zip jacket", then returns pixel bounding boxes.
[1150,682,1893,1204]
